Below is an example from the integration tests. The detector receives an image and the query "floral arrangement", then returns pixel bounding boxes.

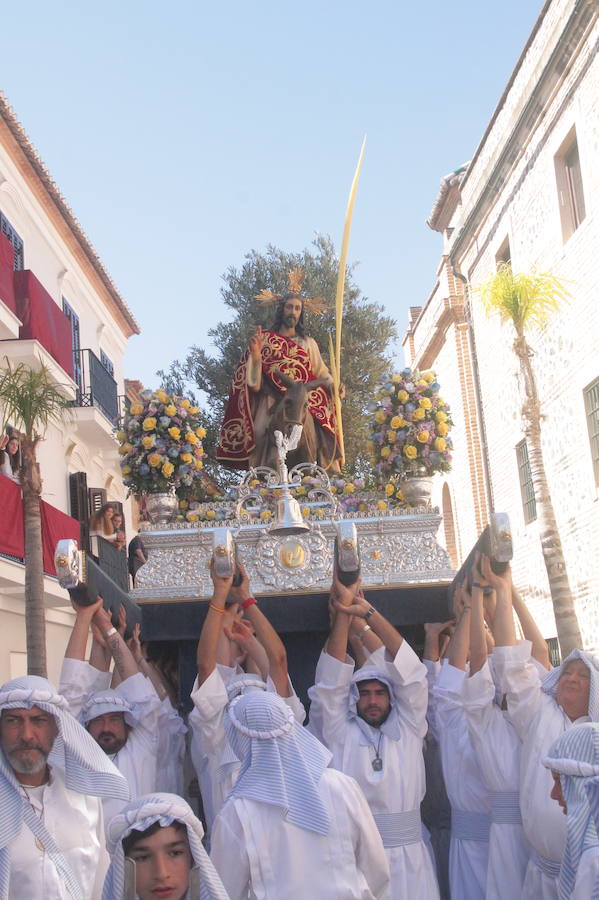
[367,368,453,482]
[116,389,206,496]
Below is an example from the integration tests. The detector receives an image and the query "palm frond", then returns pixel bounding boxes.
[0,358,72,439]
[476,264,569,334]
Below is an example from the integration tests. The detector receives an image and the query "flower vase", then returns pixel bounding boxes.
[401,469,433,506]
[143,490,178,525]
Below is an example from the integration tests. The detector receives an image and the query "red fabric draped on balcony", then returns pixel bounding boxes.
[40,501,80,576]
[13,270,74,378]
[0,475,24,558]
[0,233,17,315]
[0,475,80,575]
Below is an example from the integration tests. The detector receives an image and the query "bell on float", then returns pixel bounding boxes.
[270,491,310,535]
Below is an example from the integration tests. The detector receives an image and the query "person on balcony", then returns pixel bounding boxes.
[0,430,21,484]
[0,673,129,899]
[308,570,440,900]
[89,503,119,545]
[59,597,162,828]
[110,512,126,552]
[128,532,148,585]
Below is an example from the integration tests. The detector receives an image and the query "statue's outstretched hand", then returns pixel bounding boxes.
[249,326,263,363]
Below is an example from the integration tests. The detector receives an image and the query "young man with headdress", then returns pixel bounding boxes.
[103,793,229,900]
[216,267,342,472]
[308,571,440,899]
[189,562,305,836]
[59,597,162,827]
[0,673,129,899]
[209,690,389,899]
[490,561,599,900]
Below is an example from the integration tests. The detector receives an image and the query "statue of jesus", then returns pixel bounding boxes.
[216,268,342,472]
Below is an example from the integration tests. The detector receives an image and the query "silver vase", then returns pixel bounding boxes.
[144,491,178,525]
[401,471,433,506]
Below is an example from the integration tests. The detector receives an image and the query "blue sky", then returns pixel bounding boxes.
[2,0,541,390]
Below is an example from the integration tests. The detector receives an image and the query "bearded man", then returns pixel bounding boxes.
[217,267,342,472]
[0,675,128,899]
[308,572,440,899]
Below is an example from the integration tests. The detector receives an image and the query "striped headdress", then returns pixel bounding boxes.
[0,675,129,898]
[103,792,229,899]
[543,722,599,900]
[225,691,332,835]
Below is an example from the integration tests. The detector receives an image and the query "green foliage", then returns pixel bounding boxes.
[158,235,398,483]
[477,264,569,335]
[0,358,72,438]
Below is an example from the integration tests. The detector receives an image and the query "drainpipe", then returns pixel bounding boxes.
[451,264,495,517]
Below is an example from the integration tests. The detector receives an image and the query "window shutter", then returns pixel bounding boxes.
[69,472,90,551]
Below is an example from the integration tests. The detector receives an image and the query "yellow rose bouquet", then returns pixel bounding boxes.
[116,388,207,498]
[367,368,453,483]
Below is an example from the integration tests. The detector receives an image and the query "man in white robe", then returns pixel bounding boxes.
[0,674,129,899]
[189,562,304,834]
[543,723,599,900]
[308,573,439,900]
[59,598,162,826]
[489,560,599,900]
[431,585,491,900]
[210,690,389,899]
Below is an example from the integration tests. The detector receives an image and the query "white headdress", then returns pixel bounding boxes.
[103,792,229,900]
[0,676,129,899]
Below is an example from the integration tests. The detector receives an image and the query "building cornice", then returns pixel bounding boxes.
[0,92,140,338]
[449,0,597,265]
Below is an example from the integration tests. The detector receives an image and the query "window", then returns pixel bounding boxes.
[0,211,24,270]
[516,440,537,523]
[584,377,599,485]
[495,237,511,269]
[62,298,82,394]
[555,128,586,242]
[100,350,114,377]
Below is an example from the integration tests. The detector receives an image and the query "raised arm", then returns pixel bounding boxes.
[197,561,234,685]
[92,605,140,682]
[326,571,355,661]
[512,587,551,670]
[333,588,403,657]
[128,624,169,701]
[469,582,488,677]
[231,564,289,696]
[423,621,454,663]
[481,556,516,647]
[447,582,471,672]
[64,597,103,661]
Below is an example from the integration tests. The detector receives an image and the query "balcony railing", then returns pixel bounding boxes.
[74,348,119,424]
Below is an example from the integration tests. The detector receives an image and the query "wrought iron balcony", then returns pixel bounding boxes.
[73,348,119,424]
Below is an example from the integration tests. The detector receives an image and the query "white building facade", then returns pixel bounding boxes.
[0,93,140,684]
[404,0,599,651]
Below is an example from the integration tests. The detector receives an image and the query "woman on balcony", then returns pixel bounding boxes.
[90,502,119,544]
[0,431,21,484]
[111,511,126,551]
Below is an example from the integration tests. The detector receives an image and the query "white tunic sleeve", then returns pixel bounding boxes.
[307,650,354,750]
[189,670,228,758]
[491,641,543,741]
[423,658,441,739]
[210,806,251,900]
[116,672,161,748]
[58,658,112,718]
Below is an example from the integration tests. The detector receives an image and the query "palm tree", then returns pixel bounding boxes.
[477,264,582,656]
[0,359,72,676]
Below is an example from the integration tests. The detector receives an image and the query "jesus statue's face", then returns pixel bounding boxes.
[282,298,303,331]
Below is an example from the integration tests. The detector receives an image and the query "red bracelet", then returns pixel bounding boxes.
[241,596,257,610]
